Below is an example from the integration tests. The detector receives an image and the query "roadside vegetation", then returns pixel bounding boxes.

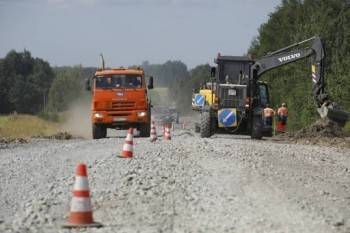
[0,114,60,139]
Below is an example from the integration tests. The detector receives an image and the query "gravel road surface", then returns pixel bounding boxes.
[1,129,350,233]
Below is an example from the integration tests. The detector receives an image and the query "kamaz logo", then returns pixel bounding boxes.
[278,53,301,62]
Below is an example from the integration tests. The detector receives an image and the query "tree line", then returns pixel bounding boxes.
[0,50,94,119]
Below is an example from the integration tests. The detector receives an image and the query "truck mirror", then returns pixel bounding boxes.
[210,67,216,77]
[85,78,91,91]
[148,76,154,89]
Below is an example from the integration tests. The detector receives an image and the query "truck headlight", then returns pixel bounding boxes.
[94,113,103,118]
[137,111,147,117]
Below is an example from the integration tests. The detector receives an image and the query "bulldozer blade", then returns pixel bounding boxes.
[317,106,349,127]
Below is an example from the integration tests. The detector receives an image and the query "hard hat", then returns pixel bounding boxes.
[282,103,286,107]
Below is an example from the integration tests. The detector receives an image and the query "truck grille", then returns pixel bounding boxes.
[109,112,131,116]
[219,85,246,109]
[111,101,136,110]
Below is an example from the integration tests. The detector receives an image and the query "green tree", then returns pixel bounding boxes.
[47,67,83,113]
[0,50,54,114]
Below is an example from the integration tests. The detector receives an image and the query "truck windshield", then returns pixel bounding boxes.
[95,75,142,89]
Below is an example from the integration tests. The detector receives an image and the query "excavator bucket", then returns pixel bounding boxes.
[317,105,349,127]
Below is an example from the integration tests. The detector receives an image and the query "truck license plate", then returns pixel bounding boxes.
[114,117,126,122]
[228,89,236,96]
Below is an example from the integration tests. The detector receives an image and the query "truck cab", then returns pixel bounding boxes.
[87,67,153,139]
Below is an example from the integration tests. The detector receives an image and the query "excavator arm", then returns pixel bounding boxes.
[251,36,349,126]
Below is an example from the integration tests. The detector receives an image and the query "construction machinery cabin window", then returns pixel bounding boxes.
[259,84,269,107]
[219,62,250,84]
[95,75,143,89]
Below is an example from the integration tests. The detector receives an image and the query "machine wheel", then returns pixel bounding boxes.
[176,112,180,124]
[266,128,273,137]
[140,123,151,137]
[200,111,212,138]
[211,116,218,133]
[194,123,200,133]
[92,124,106,139]
[251,116,263,139]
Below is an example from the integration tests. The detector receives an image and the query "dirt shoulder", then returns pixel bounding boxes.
[272,120,350,148]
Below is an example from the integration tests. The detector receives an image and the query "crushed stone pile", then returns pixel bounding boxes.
[293,120,348,139]
[286,120,350,148]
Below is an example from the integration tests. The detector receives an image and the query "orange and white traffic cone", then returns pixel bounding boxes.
[119,128,134,158]
[164,126,171,140]
[150,121,157,142]
[63,163,102,228]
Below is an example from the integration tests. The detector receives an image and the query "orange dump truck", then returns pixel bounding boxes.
[86,67,154,139]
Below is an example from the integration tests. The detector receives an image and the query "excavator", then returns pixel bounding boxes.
[193,36,349,139]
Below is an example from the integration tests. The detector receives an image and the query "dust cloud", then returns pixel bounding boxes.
[60,97,91,139]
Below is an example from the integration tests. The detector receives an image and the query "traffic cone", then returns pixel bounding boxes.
[150,121,157,142]
[119,128,134,158]
[63,163,102,228]
[164,126,171,140]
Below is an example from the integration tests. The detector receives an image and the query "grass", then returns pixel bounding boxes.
[0,114,60,139]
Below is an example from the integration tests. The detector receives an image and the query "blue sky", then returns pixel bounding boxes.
[0,0,281,68]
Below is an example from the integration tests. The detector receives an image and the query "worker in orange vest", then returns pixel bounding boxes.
[277,103,288,132]
[263,104,275,126]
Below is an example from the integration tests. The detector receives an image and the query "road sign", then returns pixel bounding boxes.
[194,94,205,106]
[218,108,237,127]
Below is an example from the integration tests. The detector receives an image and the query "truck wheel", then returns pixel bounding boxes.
[200,111,212,138]
[92,124,106,139]
[251,116,263,139]
[140,123,151,137]
[101,126,107,138]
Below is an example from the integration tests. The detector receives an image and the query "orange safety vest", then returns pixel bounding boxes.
[263,108,275,117]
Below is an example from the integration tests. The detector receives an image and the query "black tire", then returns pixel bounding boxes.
[266,128,273,137]
[140,123,151,137]
[92,124,106,139]
[101,126,107,138]
[194,123,200,133]
[200,111,212,138]
[176,112,180,124]
[211,116,217,133]
[251,116,263,139]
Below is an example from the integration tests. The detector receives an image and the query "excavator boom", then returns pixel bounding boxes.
[251,36,349,126]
